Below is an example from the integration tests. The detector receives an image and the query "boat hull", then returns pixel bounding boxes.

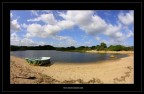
[25,57,51,66]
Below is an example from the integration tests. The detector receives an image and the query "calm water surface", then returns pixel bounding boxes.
[11,50,128,63]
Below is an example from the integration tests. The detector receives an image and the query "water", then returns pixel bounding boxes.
[11,50,128,63]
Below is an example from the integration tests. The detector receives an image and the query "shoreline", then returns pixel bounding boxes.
[86,50,134,54]
[10,51,134,84]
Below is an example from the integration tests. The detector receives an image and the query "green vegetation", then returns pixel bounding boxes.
[107,45,133,51]
[97,42,107,51]
[11,45,56,51]
[10,42,134,51]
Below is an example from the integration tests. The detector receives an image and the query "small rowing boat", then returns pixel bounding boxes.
[25,57,51,66]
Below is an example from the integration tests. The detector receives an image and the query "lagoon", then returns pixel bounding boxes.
[11,50,128,63]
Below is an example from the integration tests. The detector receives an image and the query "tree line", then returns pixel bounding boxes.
[11,42,134,51]
[11,45,56,51]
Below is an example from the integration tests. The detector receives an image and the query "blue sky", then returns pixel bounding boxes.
[10,10,134,47]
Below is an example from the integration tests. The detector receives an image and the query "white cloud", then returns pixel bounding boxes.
[60,10,125,42]
[19,38,45,46]
[25,20,74,38]
[26,23,49,38]
[12,10,133,47]
[11,33,19,40]
[85,40,93,46]
[41,10,51,13]
[10,13,13,18]
[30,10,39,16]
[81,15,107,35]
[52,35,77,47]
[95,36,110,45]
[94,38,122,46]
[39,42,45,46]
[26,11,129,46]
[57,20,74,29]
[10,19,21,31]
[26,10,108,39]
[28,13,57,24]
[43,24,61,35]
[118,10,134,25]
[20,38,37,46]
[11,33,46,46]
[60,11,123,38]
[126,30,134,38]
[95,36,101,41]
[21,23,28,28]
[27,23,43,37]
[11,33,20,45]
[25,33,32,38]
[59,11,94,30]
[104,24,123,38]
[81,35,88,41]
[60,10,93,24]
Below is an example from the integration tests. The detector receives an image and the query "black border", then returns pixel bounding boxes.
[2,2,142,92]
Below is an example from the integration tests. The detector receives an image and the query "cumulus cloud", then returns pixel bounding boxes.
[126,30,134,38]
[43,24,61,35]
[27,13,57,24]
[10,19,21,31]
[21,23,28,28]
[27,13,75,38]
[84,40,93,46]
[41,10,51,13]
[57,20,74,29]
[25,20,74,38]
[60,10,93,24]
[104,24,123,38]
[12,10,133,46]
[30,10,39,16]
[94,37,124,46]
[27,23,43,37]
[95,36,101,41]
[52,35,77,47]
[118,10,134,25]
[11,33,46,46]
[81,15,107,35]
[95,36,109,44]
[20,38,37,46]
[27,11,110,39]
[26,10,130,44]
[11,33,20,45]
[26,23,61,38]
[60,10,124,42]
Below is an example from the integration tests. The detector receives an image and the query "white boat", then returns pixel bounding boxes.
[25,57,51,66]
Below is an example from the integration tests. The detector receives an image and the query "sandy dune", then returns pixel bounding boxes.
[10,52,134,84]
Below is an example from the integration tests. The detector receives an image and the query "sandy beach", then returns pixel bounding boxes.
[10,51,134,84]
[86,50,134,54]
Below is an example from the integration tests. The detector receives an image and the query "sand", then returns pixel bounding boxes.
[10,51,134,84]
[86,50,134,54]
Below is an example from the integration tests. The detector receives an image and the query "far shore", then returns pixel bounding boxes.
[86,50,134,54]
[11,50,134,54]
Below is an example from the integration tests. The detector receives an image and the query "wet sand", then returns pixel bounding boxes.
[10,51,134,84]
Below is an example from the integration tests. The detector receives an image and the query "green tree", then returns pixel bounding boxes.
[96,45,100,51]
[100,42,107,50]
[91,46,96,50]
[97,42,107,51]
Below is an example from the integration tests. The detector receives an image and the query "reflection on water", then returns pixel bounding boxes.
[11,50,128,63]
